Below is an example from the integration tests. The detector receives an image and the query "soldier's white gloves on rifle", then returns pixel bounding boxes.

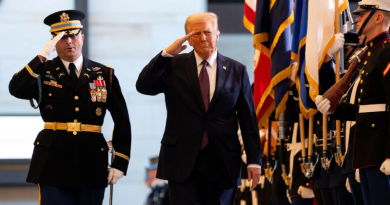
[298,186,315,198]
[315,95,331,115]
[108,168,124,185]
[327,33,345,57]
[355,169,360,183]
[345,178,352,193]
[38,31,65,61]
[380,159,390,175]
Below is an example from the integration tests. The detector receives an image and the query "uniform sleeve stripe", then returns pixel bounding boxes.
[25,65,39,78]
[115,152,130,162]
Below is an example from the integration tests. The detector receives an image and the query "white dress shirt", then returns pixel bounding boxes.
[161,49,261,169]
[60,54,83,78]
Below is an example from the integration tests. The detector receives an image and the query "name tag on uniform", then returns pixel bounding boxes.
[43,80,63,88]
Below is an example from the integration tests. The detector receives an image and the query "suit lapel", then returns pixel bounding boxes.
[184,51,206,112]
[75,56,93,90]
[208,52,228,110]
[50,57,74,89]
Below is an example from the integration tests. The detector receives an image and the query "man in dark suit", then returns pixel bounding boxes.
[8,10,131,205]
[136,12,262,205]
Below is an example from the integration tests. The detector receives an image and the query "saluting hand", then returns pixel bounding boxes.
[38,31,65,62]
[247,167,261,190]
[165,32,193,56]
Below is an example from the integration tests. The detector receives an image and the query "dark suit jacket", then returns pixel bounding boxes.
[9,56,131,188]
[136,50,262,185]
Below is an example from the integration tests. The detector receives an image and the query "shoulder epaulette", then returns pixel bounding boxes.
[106,65,114,69]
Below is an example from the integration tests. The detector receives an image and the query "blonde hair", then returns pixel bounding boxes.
[185,12,220,34]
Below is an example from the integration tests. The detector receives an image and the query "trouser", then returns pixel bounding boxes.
[359,166,390,205]
[347,172,365,205]
[291,196,313,205]
[275,194,291,205]
[169,141,237,205]
[332,186,354,205]
[39,184,105,205]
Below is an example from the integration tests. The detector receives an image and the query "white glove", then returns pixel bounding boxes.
[327,33,345,57]
[38,31,65,61]
[298,186,315,199]
[355,169,360,183]
[380,159,390,175]
[241,150,247,164]
[345,178,351,193]
[108,168,124,185]
[286,189,292,204]
[315,95,331,115]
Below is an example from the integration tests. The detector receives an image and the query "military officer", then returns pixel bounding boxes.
[316,0,390,204]
[8,10,131,205]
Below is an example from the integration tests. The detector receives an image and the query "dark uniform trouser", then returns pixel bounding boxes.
[39,184,105,205]
[359,166,390,205]
[274,194,290,205]
[291,196,313,205]
[320,188,335,205]
[347,173,365,205]
[332,186,354,205]
[169,141,237,205]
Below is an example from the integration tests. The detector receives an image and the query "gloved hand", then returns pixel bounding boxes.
[286,189,292,204]
[355,169,360,183]
[108,168,124,185]
[38,31,65,61]
[346,178,351,193]
[327,33,345,57]
[298,186,315,198]
[380,159,390,175]
[315,95,331,115]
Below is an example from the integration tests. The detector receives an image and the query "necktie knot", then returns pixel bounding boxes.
[201,60,208,68]
[69,63,76,71]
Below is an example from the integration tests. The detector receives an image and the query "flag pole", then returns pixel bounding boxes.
[334,0,345,167]
[299,114,307,174]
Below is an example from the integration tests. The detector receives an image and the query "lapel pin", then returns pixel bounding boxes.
[58,72,65,78]
[56,67,60,71]
[223,66,226,70]
[84,73,90,78]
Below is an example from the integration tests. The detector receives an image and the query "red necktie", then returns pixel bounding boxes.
[199,60,209,149]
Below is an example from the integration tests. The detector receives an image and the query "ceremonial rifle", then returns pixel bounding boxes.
[278,112,291,186]
[299,114,306,174]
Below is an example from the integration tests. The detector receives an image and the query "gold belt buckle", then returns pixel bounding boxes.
[67,120,81,135]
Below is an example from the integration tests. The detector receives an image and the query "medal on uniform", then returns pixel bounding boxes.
[94,78,102,102]
[101,79,107,103]
[96,107,102,116]
[89,83,97,102]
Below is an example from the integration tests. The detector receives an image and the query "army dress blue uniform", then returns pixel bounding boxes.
[8,10,131,205]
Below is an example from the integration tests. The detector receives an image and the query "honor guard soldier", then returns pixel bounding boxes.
[8,10,131,205]
[316,0,390,204]
[327,31,364,205]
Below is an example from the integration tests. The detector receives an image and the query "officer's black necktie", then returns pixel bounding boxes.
[69,63,78,86]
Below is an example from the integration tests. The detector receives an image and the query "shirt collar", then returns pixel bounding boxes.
[194,49,218,68]
[60,54,84,72]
